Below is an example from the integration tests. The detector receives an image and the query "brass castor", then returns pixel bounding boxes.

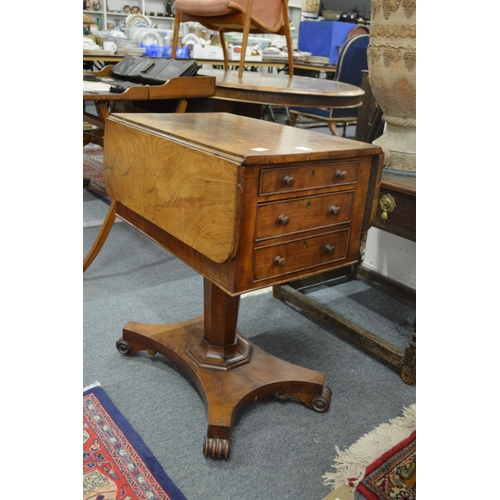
[203,436,230,460]
[311,386,332,412]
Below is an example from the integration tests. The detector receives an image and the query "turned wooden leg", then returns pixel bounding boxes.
[220,31,229,72]
[175,98,188,113]
[327,121,340,136]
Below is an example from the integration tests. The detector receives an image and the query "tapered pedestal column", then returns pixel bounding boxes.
[116,278,332,459]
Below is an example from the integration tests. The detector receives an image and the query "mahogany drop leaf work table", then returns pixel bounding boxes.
[103,112,383,459]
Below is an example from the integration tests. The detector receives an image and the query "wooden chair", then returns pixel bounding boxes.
[171,0,294,78]
[289,34,369,136]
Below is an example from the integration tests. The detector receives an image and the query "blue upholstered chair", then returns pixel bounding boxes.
[289,34,369,136]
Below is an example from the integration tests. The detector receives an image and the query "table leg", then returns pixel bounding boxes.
[83,199,116,272]
[401,320,416,385]
[116,277,332,459]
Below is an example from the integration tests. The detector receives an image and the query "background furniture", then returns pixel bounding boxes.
[298,20,357,65]
[103,111,383,458]
[196,68,364,118]
[171,0,294,78]
[355,69,384,143]
[84,0,177,31]
[289,34,369,136]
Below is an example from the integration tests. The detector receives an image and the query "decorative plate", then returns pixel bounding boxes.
[125,14,152,27]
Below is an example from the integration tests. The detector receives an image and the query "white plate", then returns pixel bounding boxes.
[126,14,152,28]
[139,31,163,46]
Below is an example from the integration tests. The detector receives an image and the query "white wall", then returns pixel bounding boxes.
[362,227,416,290]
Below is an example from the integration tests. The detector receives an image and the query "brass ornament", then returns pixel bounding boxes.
[379,193,396,222]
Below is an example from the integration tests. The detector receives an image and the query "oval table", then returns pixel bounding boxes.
[199,68,363,107]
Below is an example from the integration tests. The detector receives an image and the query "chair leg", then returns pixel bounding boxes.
[172,15,181,60]
[238,0,254,79]
[327,121,340,136]
[220,31,229,71]
[281,0,294,78]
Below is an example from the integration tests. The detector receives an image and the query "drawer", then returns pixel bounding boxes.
[253,229,349,280]
[373,174,416,242]
[259,161,359,195]
[255,192,354,240]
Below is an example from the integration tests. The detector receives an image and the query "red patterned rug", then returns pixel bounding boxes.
[83,385,186,500]
[323,405,416,500]
[357,431,416,500]
[83,144,109,201]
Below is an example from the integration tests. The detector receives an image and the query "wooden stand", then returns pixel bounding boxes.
[117,278,331,459]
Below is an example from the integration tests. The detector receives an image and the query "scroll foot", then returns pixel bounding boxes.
[203,436,230,460]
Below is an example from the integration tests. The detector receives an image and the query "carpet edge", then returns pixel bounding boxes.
[83,381,101,392]
[322,404,416,490]
[84,385,188,500]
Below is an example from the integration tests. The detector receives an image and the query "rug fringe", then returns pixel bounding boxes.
[322,404,416,490]
[83,381,101,392]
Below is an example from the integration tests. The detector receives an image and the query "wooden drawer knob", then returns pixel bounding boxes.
[282,175,295,187]
[324,244,335,255]
[277,215,290,225]
[335,170,347,180]
[328,205,341,216]
[274,256,286,267]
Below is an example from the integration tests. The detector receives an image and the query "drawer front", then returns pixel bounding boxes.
[255,192,354,240]
[373,189,416,242]
[259,161,359,195]
[253,229,349,280]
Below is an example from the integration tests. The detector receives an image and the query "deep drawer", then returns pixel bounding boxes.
[259,161,359,195]
[255,192,354,240]
[253,229,349,280]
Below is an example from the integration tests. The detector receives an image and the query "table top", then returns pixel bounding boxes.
[198,69,363,107]
[381,171,416,196]
[111,112,380,164]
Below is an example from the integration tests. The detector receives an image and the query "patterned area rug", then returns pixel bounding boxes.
[83,144,109,201]
[323,405,416,499]
[83,384,187,500]
[357,431,416,500]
